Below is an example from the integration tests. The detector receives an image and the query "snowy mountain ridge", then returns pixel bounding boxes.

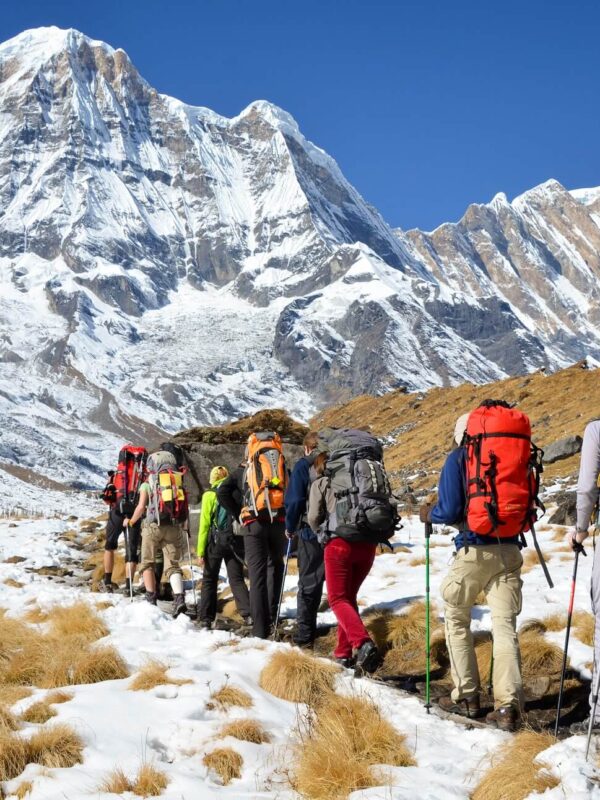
[1,26,599,501]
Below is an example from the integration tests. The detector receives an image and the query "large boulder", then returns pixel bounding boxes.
[543,435,582,464]
[547,491,577,526]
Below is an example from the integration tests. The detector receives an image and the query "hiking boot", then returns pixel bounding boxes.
[98,581,117,594]
[354,640,380,675]
[293,637,315,650]
[123,579,135,597]
[145,591,158,606]
[198,619,212,630]
[335,656,356,669]
[486,705,521,732]
[569,718,600,735]
[438,694,481,719]
[172,594,187,618]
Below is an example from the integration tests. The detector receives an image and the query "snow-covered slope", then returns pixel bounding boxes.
[1,26,599,495]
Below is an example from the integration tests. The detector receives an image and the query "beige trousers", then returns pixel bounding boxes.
[140,522,184,580]
[440,543,523,710]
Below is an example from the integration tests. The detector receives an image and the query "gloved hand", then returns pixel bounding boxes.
[419,504,432,524]
[285,530,296,540]
[566,528,588,553]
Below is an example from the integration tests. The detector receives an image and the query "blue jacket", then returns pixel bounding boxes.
[431,447,519,551]
[285,456,316,539]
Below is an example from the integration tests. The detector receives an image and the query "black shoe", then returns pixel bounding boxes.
[172,594,186,618]
[335,656,356,669]
[123,580,133,597]
[145,591,158,606]
[98,581,117,594]
[438,694,481,719]
[354,640,380,675]
[198,619,212,630]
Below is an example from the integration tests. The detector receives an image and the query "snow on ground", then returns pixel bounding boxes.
[1,510,600,799]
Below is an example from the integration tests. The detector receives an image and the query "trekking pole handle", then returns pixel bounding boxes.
[425,521,433,538]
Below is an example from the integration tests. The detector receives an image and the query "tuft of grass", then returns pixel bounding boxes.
[521,549,548,574]
[45,690,73,705]
[131,763,169,797]
[471,730,559,800]
[409,555,426,566]
[3,579,24,589]
[519,630,564,678]
[0,704,19,731]
[0,686,32,706]
[540,613,566,632]
[259,649,339,707]
[129,659,193,692]
[14,781,33,799]
[47,602,109,642]
[20,700,57,724]
[203,747,243,785]
[27,723,84,768]
[573,610,595,646]
[99,763,169,797]
[293,693,415,799]
[367,601,446,675]
[22,607,49,624]
[0,730,29,780]
[218,719,271,744]
[206,683,253,711]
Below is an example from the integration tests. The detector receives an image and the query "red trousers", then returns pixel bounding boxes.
[324,538,376,658]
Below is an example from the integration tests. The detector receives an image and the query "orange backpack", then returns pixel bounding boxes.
[241,432,287,523]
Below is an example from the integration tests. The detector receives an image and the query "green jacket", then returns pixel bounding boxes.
[197,478,226,557]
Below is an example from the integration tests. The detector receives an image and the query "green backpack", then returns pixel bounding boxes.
[210,496,231,541]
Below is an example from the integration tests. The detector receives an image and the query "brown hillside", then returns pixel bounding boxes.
[312,362,599,491]
[173,408,308,445]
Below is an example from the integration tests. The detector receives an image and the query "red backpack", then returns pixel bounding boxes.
[113,445,148,514]
[464,403,543,538]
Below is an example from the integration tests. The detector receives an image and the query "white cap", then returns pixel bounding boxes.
[454,413,470,446]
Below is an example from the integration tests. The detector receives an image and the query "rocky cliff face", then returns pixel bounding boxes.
[0,26,599,496]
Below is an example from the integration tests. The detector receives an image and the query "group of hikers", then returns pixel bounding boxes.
[97,402,600,738]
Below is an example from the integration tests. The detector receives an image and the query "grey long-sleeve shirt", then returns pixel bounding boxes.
[577,421,600,531]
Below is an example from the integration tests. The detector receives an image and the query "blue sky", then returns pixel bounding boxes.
[1,0,598,230]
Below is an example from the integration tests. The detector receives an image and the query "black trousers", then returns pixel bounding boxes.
[244,519,286,639]
[198,536,250,623]
[105,507,141,562]
[296,529,325,644]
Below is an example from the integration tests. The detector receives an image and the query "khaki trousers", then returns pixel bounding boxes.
[140,522,183,580]
[440,544,523,710]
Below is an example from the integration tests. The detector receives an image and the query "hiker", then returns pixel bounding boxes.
[568,420,600,732]
[308,428,397,674]
[100,446,148,595]
[123,449,189,617]
[285,431,326,648]
[197,465,251,630]
[218,433,288,639]
[420,401,539,732]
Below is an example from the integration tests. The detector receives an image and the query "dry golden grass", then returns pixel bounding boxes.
[409,555,427,566]
[206,683,253,711]
[90,551,127,587]
[3,579,24,589]
[312,362,598,489]
[286,558,299,576]
[22,607,49,624]
[471,730,559,800]
[293,693,415,799]
[573,610,595,646]
[0,705,19,731]
[46,602,109,642]
[259,650,339,707]
[203,747,243,785]
[14,781,33,799]
[131,763,169,797]
[474,591,487,606]
[20,700,57,724]
[27,723,84,768]
[539,613,566,632]
[0,729,28,780]
[218,719,271,744]
[129,659,193,692]
[99,763,169,796]
[521,548,548,574]
[0,686,31,706]
[519,630,564,677]
[98,767,131,794]
[45,690,73,704]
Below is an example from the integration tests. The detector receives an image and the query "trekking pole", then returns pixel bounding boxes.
[554,542,586,737]
[184,529,198,610]
[425,520,432,713]
[586,664,600,759]
[124,522,133,604]
[487,642,494,695]
[273,537,293,641]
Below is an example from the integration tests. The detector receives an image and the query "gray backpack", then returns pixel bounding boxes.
[325,429,398,542]
[146,450,188,526]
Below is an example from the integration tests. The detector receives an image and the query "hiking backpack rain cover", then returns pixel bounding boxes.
[325,429,398,542]
[109,445,148,515]
[464,405,543,537]
[146,450,188,526]
[241,432,287,523]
